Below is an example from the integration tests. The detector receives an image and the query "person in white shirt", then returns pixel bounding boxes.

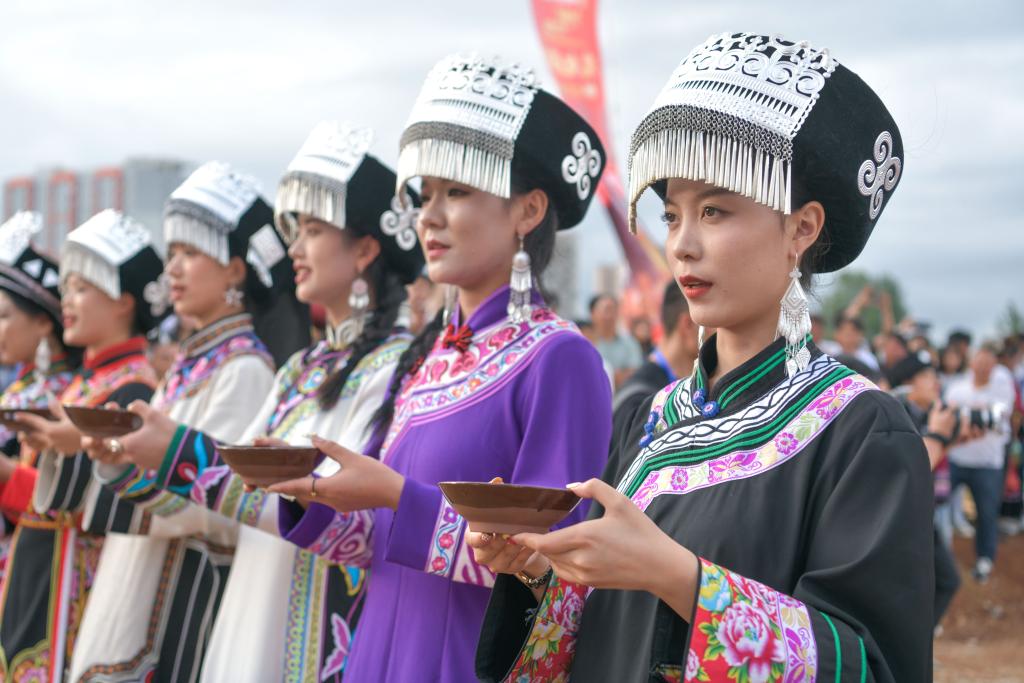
[945,342,1016,582]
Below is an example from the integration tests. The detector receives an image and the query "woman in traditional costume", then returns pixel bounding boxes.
[88,122,424,682]
[471,33,934,683]
[70,162,291,682]
[0,209,166,682]
[268,54,613,682]
[0,212,78,581]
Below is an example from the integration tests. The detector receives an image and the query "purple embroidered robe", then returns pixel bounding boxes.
[280,286,612,681]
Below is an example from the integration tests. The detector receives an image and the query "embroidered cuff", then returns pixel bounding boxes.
[686,558,817,683]
[502,574,585,682]
[279,500,337,547]
[386,477,443,572]
[280,503,374,568]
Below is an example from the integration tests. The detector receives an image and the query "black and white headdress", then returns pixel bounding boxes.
[276,121,425,285]
[165,161,289,295]
[628,32,904,272]
[397,54,606,230]
[0,211,62,322]
[60,209,168,333]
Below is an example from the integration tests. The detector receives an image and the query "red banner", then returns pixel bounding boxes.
[531,0,668,319]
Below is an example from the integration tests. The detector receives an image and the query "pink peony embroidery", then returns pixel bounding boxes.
[685,650,701,680]
[451,350,479,375]
[809,377,854,419]
[630,471,660,509]
[774,432,798,455]
[669,468,688,492]
[707,450,760,482]
[716,602,785,683]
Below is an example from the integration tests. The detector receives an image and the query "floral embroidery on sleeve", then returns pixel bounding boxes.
[305,510,374,568]
[687,558,817,683]
[425,501,464,578]
[504,575,586,683]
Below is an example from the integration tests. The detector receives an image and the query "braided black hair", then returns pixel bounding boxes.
[316,232,409,411]
[370,172,558,434]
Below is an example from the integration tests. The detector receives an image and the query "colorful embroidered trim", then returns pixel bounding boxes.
[688,558,817,683]
[382,309,575,459]
[622,364,867,499]
[304,510,374,568]
[628,374,872,511]
[424,500,464,578]
[154,331,271,409]
[503,575,586,682]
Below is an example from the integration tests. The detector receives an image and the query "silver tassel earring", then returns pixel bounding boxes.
[507,235,533,323]
[777,259,812,377]
[442,285,458,328]
[224,285,244,308]
[694,325,706,375]
[34,338,51,375]
[348,275,370,337]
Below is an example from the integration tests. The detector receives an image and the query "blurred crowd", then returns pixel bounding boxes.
[572,280,1023,630]
[4,274,1015,636]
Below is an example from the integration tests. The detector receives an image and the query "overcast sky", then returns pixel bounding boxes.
[1,0,1021,338]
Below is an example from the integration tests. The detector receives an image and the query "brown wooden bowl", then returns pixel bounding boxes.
[438,481,581,535]
[64,406,143,438]
[216,445,319,489]
[0,407,56,431]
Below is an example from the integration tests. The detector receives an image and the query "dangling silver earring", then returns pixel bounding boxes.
[224,285,244,307]
[441,284,458,328]
[694,325,706,375]
[348,275,370,337]
[34,338,51,375]
[777,256,812,377]
[507,235,533,323]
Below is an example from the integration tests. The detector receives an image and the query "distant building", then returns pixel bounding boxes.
[2,158,194,255]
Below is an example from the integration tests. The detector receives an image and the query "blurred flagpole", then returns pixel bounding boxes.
[531,0,669,279]
[531,0,669,321]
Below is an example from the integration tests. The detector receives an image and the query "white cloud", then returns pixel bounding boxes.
[0,0,1020,335]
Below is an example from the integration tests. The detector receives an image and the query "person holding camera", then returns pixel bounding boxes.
[889,352,960,624]
[945,342,1016,582]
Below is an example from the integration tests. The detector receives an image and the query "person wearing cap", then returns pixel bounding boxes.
[944,342,1016,583]
[472,33,933,682]
[68,162,284,683]
[0,209,164,682]
[0,212,78,582]
[267,55,612,681]
[84,122,424,682]
[889,351,961,627]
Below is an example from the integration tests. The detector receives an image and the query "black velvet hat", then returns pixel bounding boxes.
[276,121,426,286]
[60,209,168,334]
[628,32,904,272]
[164,161,292,302]
[0,211,62,323]
[397,54,606,230]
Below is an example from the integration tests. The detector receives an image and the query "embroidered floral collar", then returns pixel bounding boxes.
[687,334,817,419]
[179,313,256,359]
